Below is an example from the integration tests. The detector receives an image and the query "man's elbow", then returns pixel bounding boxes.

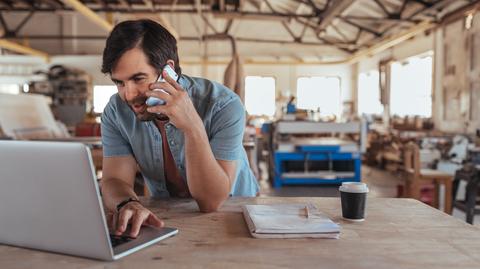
[199,203,220,213]
[197,197,226,213]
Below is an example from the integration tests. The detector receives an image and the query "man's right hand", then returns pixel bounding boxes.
[115,202,164,238]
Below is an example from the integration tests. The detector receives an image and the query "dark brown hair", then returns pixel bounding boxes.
[101,19,181,76]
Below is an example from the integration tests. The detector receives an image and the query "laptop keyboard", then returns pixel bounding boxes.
[109,234,134,247]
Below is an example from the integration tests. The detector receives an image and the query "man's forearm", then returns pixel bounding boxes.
[183,121,231,212]
[100,178,139,212]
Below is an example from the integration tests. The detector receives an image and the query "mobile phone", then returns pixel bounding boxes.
[145,65,179,106]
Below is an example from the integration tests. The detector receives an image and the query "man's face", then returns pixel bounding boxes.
[111,47,159,121]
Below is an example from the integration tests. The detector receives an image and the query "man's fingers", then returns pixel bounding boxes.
[116,209,133,235]
[106,212,116,231]
[146,213,164,228]
[146,89,172,103]
[129,211,148,238]
[149,82,176,95]
[146,105,168,115]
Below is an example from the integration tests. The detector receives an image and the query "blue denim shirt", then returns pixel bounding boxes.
[101,74,259,198]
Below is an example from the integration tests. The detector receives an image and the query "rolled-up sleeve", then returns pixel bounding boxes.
[101,100,133,157]
[209,97,245,161]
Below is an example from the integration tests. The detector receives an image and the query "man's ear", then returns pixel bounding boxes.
[166,60,175,70]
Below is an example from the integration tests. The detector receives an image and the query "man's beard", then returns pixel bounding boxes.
[127,96,168,122]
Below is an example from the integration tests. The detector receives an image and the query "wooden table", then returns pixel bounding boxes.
[1,197,480,268]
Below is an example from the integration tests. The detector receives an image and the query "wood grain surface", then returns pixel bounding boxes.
[1,197,479,269]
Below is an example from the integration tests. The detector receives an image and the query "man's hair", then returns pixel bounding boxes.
[101,19,181,76]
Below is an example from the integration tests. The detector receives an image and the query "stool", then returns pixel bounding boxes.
[453,164,480,224]
[404,142,453,214]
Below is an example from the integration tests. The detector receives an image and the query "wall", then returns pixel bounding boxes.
[354,30,434,123]
[183,61,353,105]
[433,13,480,134]
[46,18,475,134]
[354,13,480,134]
[0,55,353,119]
[357,32,434,73]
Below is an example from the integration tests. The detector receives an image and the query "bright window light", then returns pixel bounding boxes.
[245,76,276,117]
[390,53,433,117]
[93,85,117,113]
[0,84,20,95]
[358,71,383,115]
[296,76,341,117]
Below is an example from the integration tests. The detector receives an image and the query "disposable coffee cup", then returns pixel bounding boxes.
[339,182,369,222]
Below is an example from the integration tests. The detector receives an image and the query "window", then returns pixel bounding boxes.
[358,71,383,115]
[245,76,276,117]
[390,53,433,117]
[93,85,117,113]
[0,84,20,95]
[296,76,341,117]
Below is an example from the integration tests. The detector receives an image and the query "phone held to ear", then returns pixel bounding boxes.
[145,65,179,106]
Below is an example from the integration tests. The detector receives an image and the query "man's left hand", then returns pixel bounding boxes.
[146,70,202,132]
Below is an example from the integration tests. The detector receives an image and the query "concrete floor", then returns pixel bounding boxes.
[259,164,480,226]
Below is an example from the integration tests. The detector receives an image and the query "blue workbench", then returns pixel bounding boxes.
[273,143,361,187]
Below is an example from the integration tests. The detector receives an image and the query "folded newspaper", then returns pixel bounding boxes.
[242,204,340,239]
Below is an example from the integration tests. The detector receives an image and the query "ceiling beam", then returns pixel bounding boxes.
[9,34,332,47]
[59,0,113,32]
[294,17,354,48]
[0,0,13,9]
[0,6,319,18]
[373,0,391,17]
[338,17,382,37]
[330,23,350,43]
[14,10,34,33]
[347,20,434,64]
[377,0,455,42]
[93,0,106,8]
[5,19,435,65]
[410,0,434,8]
[223,19,233,34]
[0,39,49,61]
[398,0,409,17]
[117,0,131,11]
[200,14,218,34]
[281,21,300,42]
[143,0,155,10]
[341,15,418,23]
[439,0,480,26]
[212,11,292,21]
[316,0,354,33]
[18,0,35,9]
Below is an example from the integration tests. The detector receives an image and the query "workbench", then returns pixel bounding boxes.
[1,197,479,268]
[272,121,366,186]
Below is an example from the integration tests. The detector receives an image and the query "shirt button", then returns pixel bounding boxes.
[170,141,175,146]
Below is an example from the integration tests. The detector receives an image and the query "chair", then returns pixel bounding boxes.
[452,164,480,224]
[403,142,453,214]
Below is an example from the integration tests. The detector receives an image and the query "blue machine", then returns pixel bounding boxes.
[272,121,366,187]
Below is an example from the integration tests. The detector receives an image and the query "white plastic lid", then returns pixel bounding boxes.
[339,182,369,193]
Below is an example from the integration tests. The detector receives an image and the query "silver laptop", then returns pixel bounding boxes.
[0,140,178,260]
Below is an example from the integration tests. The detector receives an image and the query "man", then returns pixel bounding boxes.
[100,19,259,238]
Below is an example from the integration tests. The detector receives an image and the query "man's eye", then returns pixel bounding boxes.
[114,81,124,87]
[134,77,145,83]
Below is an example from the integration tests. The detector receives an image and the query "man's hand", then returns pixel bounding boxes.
[145,69,202,132]
[114,202,164,238]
